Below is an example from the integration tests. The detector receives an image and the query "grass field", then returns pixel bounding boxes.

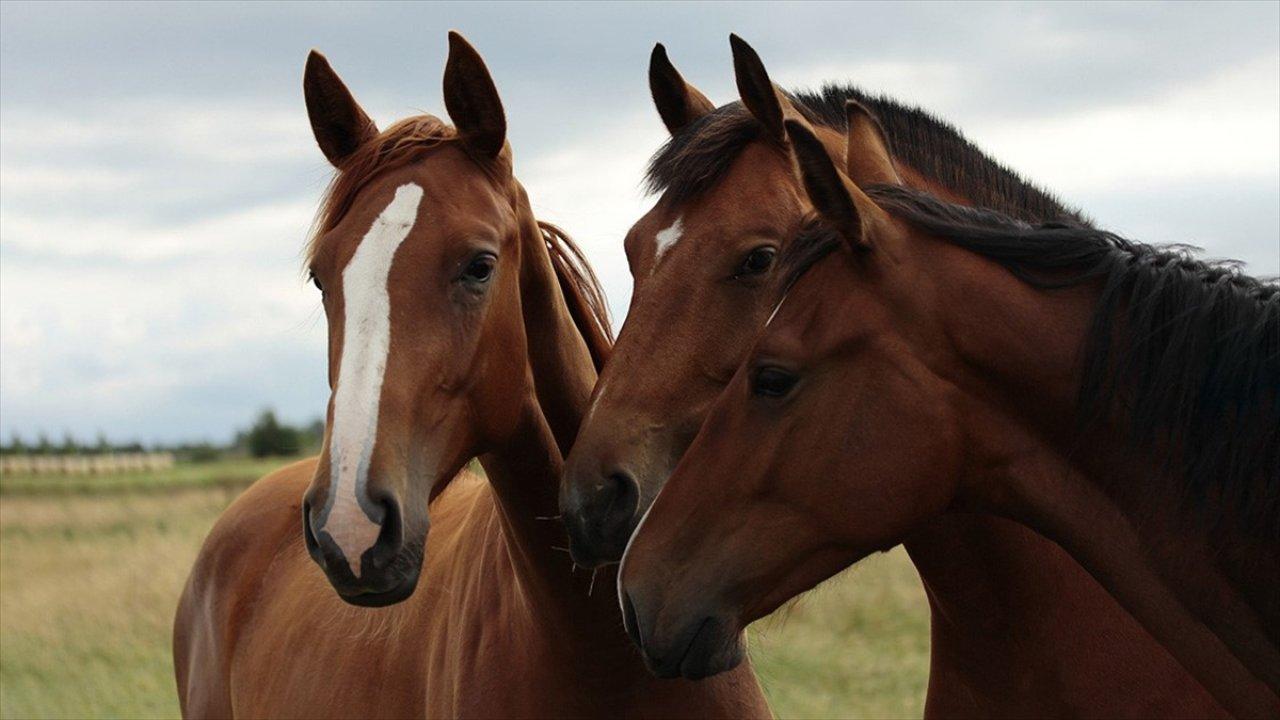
[0,458,289,496]
[0,459,929,719]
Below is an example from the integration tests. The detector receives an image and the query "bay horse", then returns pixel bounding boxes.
[563,36,1225,717]
[616,80,1280,717]
[173,33,769,718]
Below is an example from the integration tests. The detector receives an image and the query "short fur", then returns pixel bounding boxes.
[781,185,1280,539]
[305,115,612,368]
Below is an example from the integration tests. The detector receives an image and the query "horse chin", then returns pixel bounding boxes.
[645,614,747,681]
[336,564,421,607]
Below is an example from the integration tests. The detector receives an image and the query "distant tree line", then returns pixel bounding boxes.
[0,409,325,461]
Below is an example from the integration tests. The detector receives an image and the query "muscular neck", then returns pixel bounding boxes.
[476,209,624,643]
[930,242,1279,717]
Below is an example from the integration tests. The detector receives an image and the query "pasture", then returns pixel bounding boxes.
[0,459,929,719]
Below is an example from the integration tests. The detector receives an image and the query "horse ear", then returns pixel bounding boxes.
[729,34,789,142]
[443,31,507,158]
[787,119,871,249]
[844,100,901,186]
[649,43,715,135]
[304,50,378,167]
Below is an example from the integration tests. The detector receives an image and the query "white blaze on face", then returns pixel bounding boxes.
[651,216,684,273]
[323,182,424,576]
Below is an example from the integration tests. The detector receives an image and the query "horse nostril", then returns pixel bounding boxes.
[601,471,641,527]
[365,495,404,571]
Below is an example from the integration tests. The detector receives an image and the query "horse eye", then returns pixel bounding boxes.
[739,246,777,276]
[309,271,323,293]
[461,253,496,284]
[752,366,799,398]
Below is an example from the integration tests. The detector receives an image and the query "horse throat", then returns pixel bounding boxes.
[475,207,609,619]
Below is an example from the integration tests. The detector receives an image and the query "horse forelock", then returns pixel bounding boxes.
[306,115,459,267]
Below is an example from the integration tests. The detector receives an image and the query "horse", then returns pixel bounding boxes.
[615,68,1280,717]
[562,36,1228,717]
[172,33,770,718]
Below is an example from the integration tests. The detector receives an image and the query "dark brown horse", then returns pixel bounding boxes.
[173,34,769,718]
[616,76,1280,717]
[564,37,1227,717]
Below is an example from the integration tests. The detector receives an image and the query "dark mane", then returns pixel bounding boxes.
[781,185,1280,537]
[779,215,844,293]
[646,84,1085,225]
[304,114,613,368]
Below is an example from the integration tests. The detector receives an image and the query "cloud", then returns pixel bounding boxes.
[1,2,1276,442]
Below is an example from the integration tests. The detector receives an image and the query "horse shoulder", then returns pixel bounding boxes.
[173,458,317,719]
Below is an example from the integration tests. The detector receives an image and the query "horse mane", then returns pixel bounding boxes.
[303,113,612,369]
[539,221,614,371]
[646,84,1086,225]
[781,185,1280,538]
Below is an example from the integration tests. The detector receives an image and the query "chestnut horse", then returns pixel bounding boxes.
[173,34,769,718]
[617,96,1280,716]
[564,37,1224,717]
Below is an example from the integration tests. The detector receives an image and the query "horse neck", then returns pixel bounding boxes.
[884,168,1130,685]
[475,201,614,628]
[912,238,1280,715]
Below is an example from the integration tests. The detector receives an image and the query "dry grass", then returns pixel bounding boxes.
[0,466,930,719]
[0,487,240,718]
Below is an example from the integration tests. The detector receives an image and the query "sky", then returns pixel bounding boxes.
[1,1,1277,444]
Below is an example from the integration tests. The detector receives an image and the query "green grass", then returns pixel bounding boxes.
[749,550,929,718]
[0,459,930,719]
[0,458,287,496]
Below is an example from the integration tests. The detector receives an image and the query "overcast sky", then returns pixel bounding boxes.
[2,1,1277,444]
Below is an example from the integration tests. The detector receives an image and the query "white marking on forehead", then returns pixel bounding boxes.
[323,182,424,576]
[651,216,684,272]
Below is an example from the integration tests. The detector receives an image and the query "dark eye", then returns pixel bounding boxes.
[752,366,799,398]
[739,246,777,276]
[309,271,323,293]
[460,253,496,284]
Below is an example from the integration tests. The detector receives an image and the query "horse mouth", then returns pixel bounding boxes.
[335,568,421,607]
[644,614,746,680]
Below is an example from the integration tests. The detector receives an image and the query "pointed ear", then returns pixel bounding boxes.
[304,50,378,167]
[729,34,790,142]
[844,100,901,186]
[787,119,872,249]
[649,43,715,135]
[443,31,507,158]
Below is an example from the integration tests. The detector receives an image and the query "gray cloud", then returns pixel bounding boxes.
[1,1,1276,442]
